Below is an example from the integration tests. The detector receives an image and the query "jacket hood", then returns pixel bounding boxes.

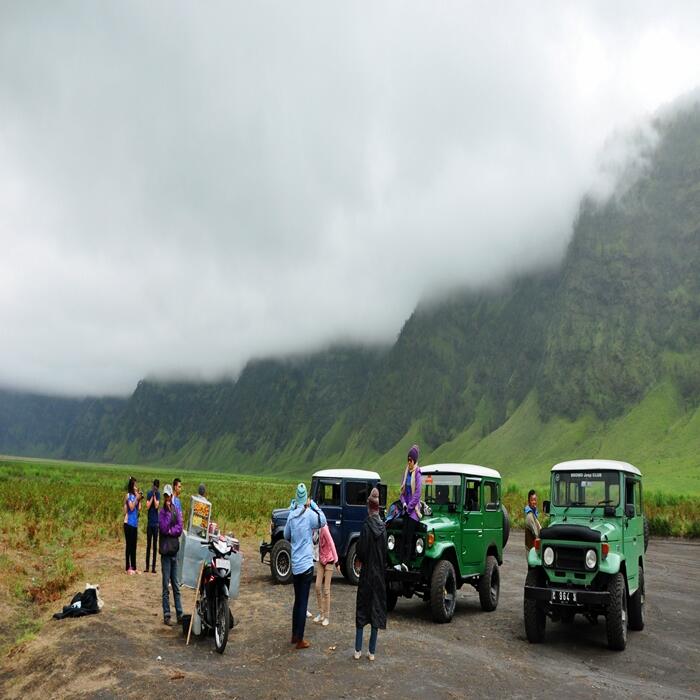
[366,513,385,538]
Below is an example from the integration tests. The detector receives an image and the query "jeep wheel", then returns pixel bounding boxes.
[643,516,650,553]
[478,555,500,612]
[606,572,628,651]
[387,588,398,612]
[628,567,645,631]
[344,541,360,586]
[501,504,510,548]
[524,568,546,643]
[430,559,457,623]
[270,539,292,585]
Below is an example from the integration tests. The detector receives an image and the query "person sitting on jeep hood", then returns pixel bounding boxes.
[396,444,422,571]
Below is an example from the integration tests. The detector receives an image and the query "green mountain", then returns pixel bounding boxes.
[2,101,700,493]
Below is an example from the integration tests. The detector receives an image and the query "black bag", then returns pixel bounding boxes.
[159,511,180,555]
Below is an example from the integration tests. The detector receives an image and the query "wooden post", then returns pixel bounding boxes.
[186,561,205,646]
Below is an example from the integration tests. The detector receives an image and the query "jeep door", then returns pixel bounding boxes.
[623,476,643,592]
[343,480,373,553]
[461,478,484,567]
[314,478,343,549]
[482,480,501,555]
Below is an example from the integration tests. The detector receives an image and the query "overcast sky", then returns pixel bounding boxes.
[1,2,700,396]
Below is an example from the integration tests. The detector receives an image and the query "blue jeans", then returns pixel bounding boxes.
[161,553,183,619]
[355,625,378,654]
[292,567,314,640]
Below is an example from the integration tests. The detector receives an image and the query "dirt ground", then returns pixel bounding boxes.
[1,534,698,700]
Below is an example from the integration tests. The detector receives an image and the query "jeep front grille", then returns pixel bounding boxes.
[554,546,586,572]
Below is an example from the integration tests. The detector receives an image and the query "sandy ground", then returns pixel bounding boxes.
[0,534,698,700]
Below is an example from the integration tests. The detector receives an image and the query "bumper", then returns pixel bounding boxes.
[524,585,610,606]
[385,567,424,585]
[259,541,272,563]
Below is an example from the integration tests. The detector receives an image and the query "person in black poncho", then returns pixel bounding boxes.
[353,487,387,661]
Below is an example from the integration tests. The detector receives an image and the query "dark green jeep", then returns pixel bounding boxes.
[524,459,648,650]
[385,464,510,623]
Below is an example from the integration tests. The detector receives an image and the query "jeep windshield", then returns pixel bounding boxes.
[423,474,461,507]
[552,470,620,507]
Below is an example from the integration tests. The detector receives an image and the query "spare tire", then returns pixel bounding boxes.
[643,515,650,552]
[501,504,510,548]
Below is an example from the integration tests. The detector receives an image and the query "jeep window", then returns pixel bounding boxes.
[423,474,461,507]
[316,481,341,507]
[464,480,480,511]
[625,478,642,516]
[553,470,620,507]
[484,481,500,511]
[345,481,369,506]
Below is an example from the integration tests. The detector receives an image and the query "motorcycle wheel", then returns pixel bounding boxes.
[214,593,229,653]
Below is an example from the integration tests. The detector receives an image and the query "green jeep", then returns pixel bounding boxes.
[524,460,649,651]
[385,464,510,623]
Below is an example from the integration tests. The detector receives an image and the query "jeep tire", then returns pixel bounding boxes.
[430,559,457,623]
[478,555,500,612]
[606,572,628,651]
[524,568,546,643]
[628,567,645,631]
[270,539,293,585]
[344,541,360,586]
[501,504,510,548]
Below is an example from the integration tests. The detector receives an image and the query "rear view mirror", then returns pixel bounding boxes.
[625,504,635,518]
[543,500,550,514]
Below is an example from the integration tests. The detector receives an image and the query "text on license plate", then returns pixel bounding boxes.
[215,558,230,570]
[551,589,577,603]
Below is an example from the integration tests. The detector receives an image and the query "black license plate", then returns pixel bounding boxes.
[550,589,578,604]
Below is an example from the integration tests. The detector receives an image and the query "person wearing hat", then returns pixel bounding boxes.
[283,483,327,649]
[353,487,387,661]
[396,444,422,571]
[158,484,183,626]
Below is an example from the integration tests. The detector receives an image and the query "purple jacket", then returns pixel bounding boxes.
[400,466,422,522]
[159,505,183,538]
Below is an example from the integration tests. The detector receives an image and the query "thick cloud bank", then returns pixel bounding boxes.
[1,2,700,395]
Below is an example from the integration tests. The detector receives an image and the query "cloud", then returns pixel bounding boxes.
[1,1,700,395]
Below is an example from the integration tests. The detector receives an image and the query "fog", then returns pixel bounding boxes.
[1,2,699,395]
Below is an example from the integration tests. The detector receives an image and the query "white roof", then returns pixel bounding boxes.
[421,463,501,479]
[312,468,381,480]
[551,459,642,476]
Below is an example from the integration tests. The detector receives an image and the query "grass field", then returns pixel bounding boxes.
[0,455,698,655]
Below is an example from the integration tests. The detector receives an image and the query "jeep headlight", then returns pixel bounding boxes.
[387,534,395,551]
[543,546,555,566]
[585,548,597,569]
[415,537,424,555]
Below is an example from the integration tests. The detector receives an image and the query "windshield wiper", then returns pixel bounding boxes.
[561,501,584,516]
[591,499,614,514]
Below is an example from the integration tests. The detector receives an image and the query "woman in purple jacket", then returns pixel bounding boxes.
[395,444,422,572]
[159,484,183,626]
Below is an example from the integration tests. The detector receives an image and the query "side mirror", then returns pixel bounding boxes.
[625,504,635,518]
[604,505,616,517]
[542,500,550,514]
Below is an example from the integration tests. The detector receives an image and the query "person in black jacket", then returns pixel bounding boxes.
[353,487,387,661]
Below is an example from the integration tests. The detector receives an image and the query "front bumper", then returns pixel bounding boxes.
[524,585,610,606]
[259,541,272,563]
[385,567,424,585]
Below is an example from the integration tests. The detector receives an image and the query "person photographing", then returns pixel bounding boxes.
[123,476,142,575]
[284,483,327,649]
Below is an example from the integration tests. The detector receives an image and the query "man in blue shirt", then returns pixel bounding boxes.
[284,483,327,649]
[172,478,183,516]
[144,479,160,573]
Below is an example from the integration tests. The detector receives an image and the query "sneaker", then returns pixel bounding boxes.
[127,568,135,575]
[306,610,312,619]
[367,652,375,661]
[295,639,310,649]
[322,617,329,627]
[176,614,183,624]
[163,616,172,626]
[353,650,361,660]
[151,569,156,574]
[313,613,323,624]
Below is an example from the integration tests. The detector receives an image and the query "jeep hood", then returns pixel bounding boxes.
[420,514,458,531]
[272,507,291,523]
[547,517,619,542]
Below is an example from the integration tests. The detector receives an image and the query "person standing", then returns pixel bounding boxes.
[172,478,183,516]
[354,488,387,661]
[313,523,339,626]
[144,479,160,574]
[159,484,183,626]
[123,476,142,575]
[396,444,422,572]
[524,489,541,556]
[284,483,327,649]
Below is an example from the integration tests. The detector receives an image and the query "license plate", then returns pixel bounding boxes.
[551,589,577,604]
[215,558,230,570]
